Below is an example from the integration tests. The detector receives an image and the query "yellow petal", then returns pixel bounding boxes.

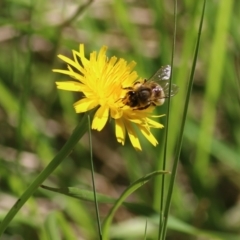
[98,46,108,63]
[53,69,84,82]
[67,65,86,81]
[57,54,80,70]
[126,61,137,71]
[79,44,85,58]
[92,106,109,131]
[90,51,97,64]
[74,98,98,113]
[125,122,142,151]
[108,56,118,67]
[127,117,145,125]
[139,126,158,146]
[70,44,89,67]
[72,50,86,72]
[56,81,83,91]
[110,107,123,119]
[53,69,73,75]
[115,118,126,145]
[146,118,164,128]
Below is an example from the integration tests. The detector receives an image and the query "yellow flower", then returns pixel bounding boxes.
[53,44,164,150]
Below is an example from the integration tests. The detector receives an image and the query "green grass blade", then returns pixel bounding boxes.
[109,214,240,240]
[88,115,102,239]
[44,212,61,240]
[41,185,158,217]
[165,216,240,240]
[143,220,148,240]
[159,0,178,236]
[194,0,234,184]
[235,58,240,106]
[161,0,206,239]
[152,1,203,211]
[41,185,118,203]
[102,170,169,240]
[56,212,78,240]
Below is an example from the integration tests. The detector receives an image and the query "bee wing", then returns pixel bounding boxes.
[148,65,179,97]
[149,65,171,81]
[161,82,179,97]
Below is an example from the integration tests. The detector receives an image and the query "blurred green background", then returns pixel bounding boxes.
[0,0,240,239]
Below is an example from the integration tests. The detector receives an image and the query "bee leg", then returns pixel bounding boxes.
[116,94,130,108]
[133,79,147,86]
[134,102,151,110]
[133,81,141,86]
[122,86,133,90]
[115,97,123,103]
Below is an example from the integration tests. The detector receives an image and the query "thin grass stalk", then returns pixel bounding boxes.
[143,220,148,240]
[236,62,240,106]
[158,0,177,238]
[59,0,93,28]
[160,0,206,239]
[88,115,102,239]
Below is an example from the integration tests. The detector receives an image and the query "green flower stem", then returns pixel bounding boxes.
[0,114,88,236]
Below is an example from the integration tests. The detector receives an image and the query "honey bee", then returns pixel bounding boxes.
[121,65,178,110]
